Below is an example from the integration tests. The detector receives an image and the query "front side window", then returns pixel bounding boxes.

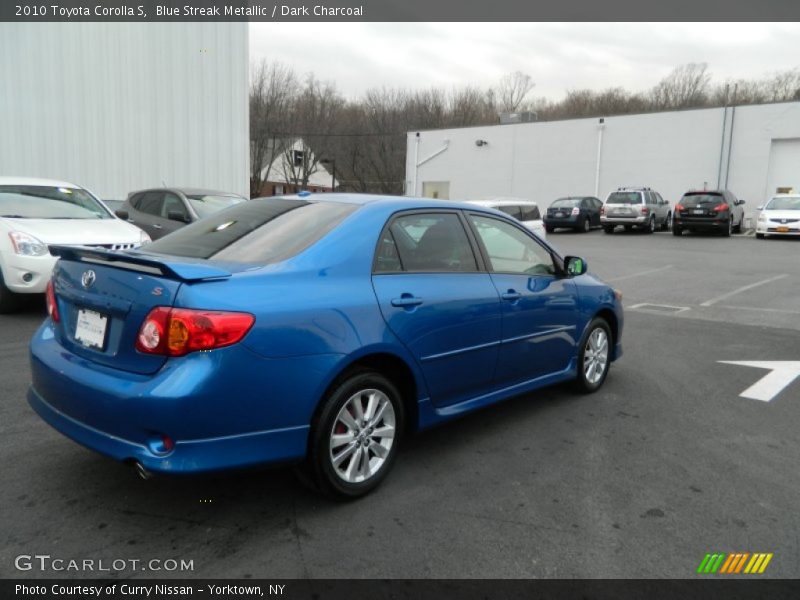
[142,198,357,264]
[469,215,554,276]
[162,193,188,220]
[137,192,164,216]
[386,213,477,273]
[0,185,112,220]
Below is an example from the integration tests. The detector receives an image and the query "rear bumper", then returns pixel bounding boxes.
[600,215,648,226]
[674,216,729,230]
[28,386,308,474]
[27,321,342,474]
[543,217,579,228]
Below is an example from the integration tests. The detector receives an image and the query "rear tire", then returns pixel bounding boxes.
[575,318,612,394]
[672,226,682,236]
[545,225,555,234]
[304,370,405,500]
[646,216,655,234]
[603,225,614,234]
[733,217,742,233]
[0,269,21,314]
[723,218,732,237]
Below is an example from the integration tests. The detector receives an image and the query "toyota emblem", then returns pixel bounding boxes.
[81,270,96,289]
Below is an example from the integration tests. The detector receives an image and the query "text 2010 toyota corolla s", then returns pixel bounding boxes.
[29,195,623,498]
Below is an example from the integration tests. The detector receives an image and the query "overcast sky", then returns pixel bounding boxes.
[250,23,800,101]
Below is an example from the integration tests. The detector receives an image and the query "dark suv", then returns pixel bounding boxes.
[115,187,245,240]
[673,190,745,236]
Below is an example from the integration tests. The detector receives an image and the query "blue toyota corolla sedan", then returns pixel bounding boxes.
[29,194,623,498]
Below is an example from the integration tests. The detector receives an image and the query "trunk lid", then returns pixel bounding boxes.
[49,245,232,375]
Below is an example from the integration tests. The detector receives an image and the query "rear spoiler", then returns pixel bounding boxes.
[49,245,232,282]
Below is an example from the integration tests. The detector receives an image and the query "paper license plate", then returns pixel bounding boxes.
[75,309,108,349]
[777,226,790,232]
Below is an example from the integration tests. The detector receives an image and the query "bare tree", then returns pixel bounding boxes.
[280,74,345,188]
[497,71,535,113]
[650,63,711,110]
[249,60,298,197]
[763,68,800,102]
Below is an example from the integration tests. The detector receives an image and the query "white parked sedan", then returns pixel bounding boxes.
[0,177,150,312]
[465,198,547,240]
[756,194,800,239]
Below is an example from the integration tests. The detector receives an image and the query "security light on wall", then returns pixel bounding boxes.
[475,139,488,147]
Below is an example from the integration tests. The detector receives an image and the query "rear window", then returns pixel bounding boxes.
[681,193,724,207]
[141,198,357,264]
[606,192,642,205]
[551,198,581,208]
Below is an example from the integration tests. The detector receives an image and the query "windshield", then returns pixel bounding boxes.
[551,198,581,208]
[187,194,246,219]
[606,192,642,205]
[680,193,723,207]
[0,185,112,219]
[765,196,800,211]
[142,198,357,264]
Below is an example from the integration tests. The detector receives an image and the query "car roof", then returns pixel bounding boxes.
[467,197,539,207]
[0,176,80,188]
[129,187,240,196]
[280,193,529,215]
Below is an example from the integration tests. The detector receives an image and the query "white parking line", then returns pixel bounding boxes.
[604,265,673,283]
[699,274,790,307]
[720,305,800,315]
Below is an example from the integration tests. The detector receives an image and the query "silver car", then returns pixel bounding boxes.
[601,187,672,234]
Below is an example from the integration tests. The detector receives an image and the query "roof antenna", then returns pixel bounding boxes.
[162,179,167,187]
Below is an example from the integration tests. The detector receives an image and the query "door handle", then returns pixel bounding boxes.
[391,294,423,308]
[501,290,522,301]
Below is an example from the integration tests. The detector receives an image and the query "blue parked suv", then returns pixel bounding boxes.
[29,195,624,498]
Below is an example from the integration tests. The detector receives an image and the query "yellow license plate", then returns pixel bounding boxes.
[777,227,790,232]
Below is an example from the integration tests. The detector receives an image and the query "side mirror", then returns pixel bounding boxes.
[737,199,746,206]
[115,209,129,220]
[565,256,588,277]
[167,210,190,223]
[757,205,764,211]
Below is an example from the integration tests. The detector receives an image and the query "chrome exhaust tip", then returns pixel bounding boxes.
[134,462,152,481]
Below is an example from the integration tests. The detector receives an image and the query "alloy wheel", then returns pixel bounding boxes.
[329,389,396,484]
[583,328,609,385]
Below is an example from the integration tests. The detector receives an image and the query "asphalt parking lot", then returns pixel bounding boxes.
[1,231,798,579]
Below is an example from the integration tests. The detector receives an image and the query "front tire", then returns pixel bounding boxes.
[722,218,732,237]
[581,217,591,233]
[646,216,656,234]
[661,213,672,231]
[756,233,765,239]
[575,318,612,393]
[305,370,405,499]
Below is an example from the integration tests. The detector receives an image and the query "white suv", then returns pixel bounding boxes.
[466,198,546,239]
[0,177,150,312]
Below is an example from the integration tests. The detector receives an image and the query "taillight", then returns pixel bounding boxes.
[641,206,649,215]
[675,203,684,212]
[600,206,605,215]
[136,307,255,357]
[713,203,729,212]
[46,279,60,323]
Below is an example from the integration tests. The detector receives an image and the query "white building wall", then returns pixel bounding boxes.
[406,101,800,216]
[0,23,249,199]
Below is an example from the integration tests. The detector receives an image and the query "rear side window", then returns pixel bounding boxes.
[381,213,477,273]
[142,199,357,264]
[495,205,522,220]
[520,205,541,220]
[606,192,642,205]
[138,192,164,216]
